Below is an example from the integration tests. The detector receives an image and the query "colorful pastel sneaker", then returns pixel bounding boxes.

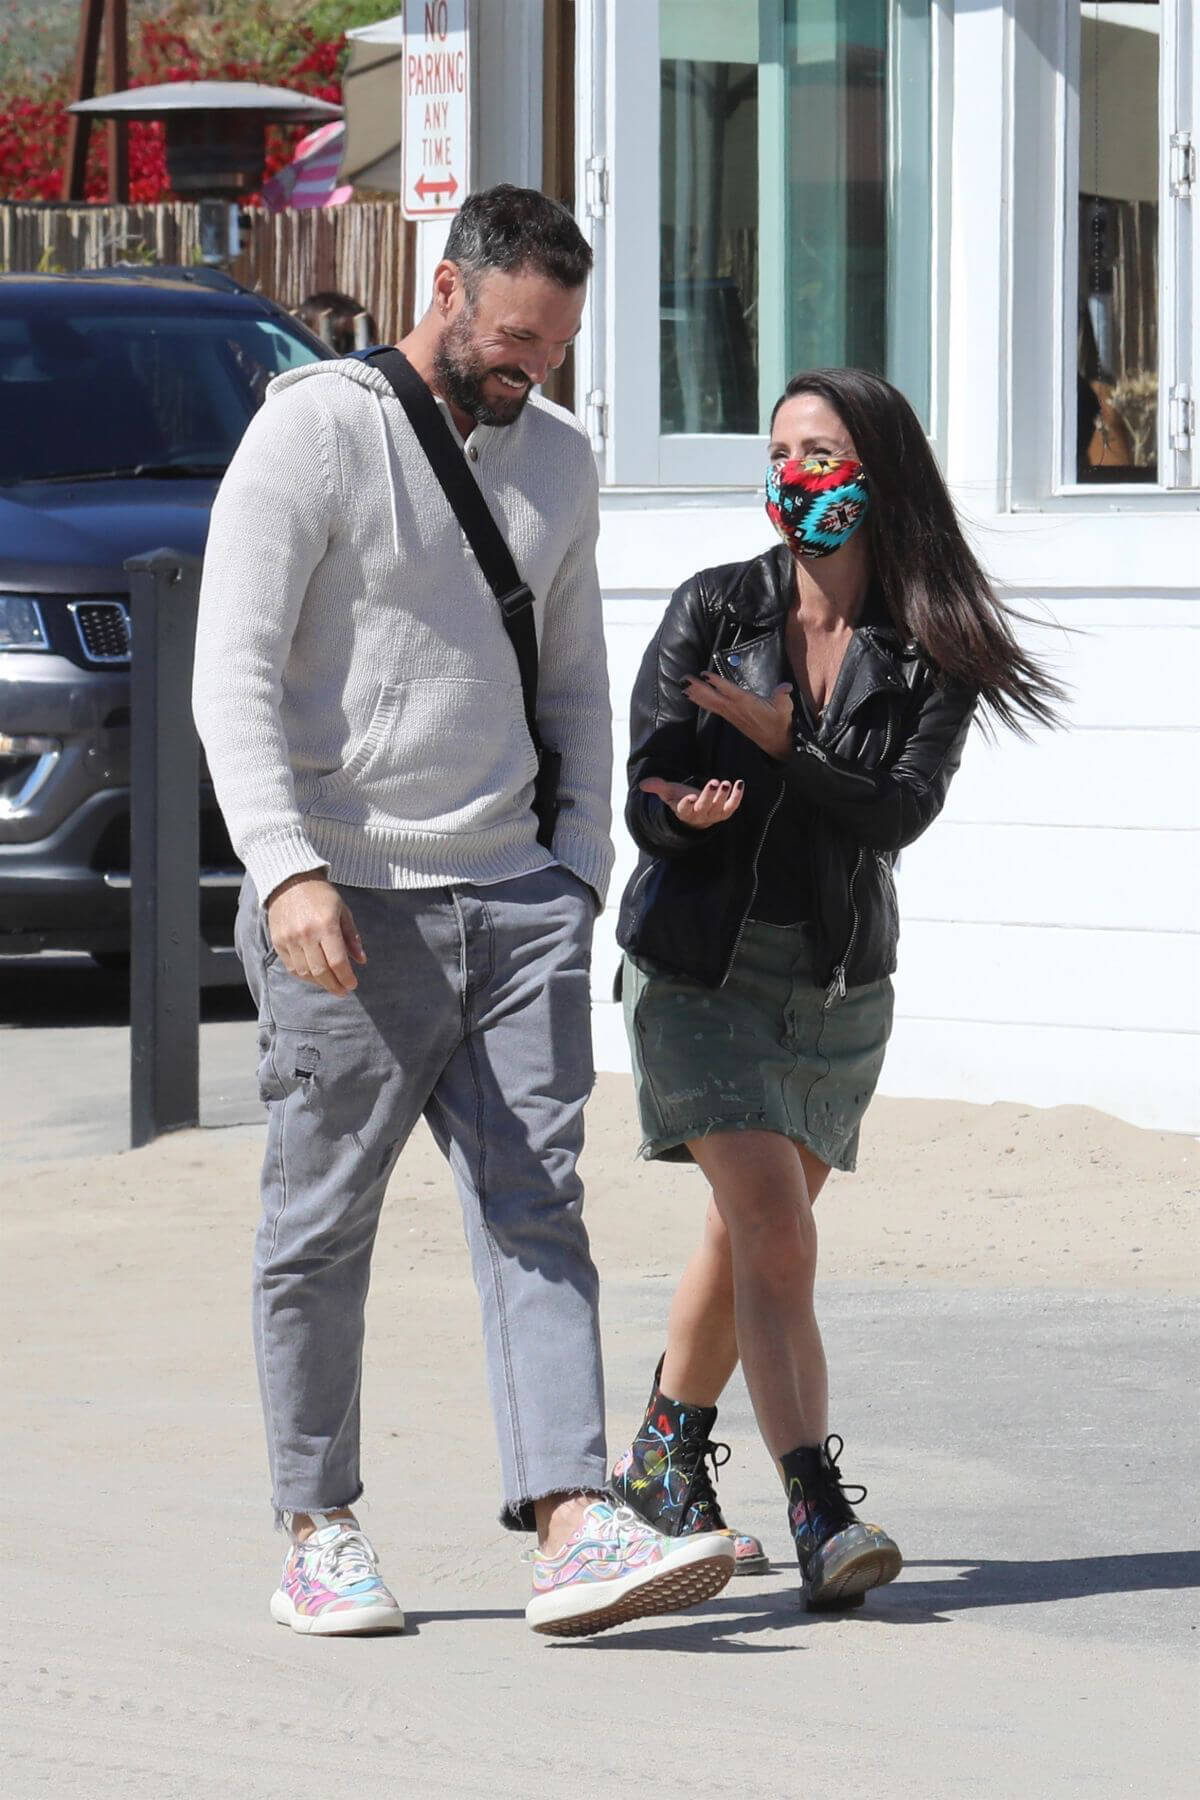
[525,1498,734,1637]
[780,1436,903,1611]
[269,1513,405,1635]
[610,1359,771,1577]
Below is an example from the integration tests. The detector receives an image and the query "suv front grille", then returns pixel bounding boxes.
[69,599,130,664]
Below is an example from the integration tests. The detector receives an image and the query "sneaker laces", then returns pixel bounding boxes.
[527,1499,645,1565]
[609,1501,659,1542]
[310,1525,379,1587]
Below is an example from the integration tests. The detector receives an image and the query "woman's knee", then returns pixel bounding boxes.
[714,1181,818,1281]
[702,1196,734,1268]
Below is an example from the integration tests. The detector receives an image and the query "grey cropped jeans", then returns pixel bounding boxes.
[235,865,607,1531]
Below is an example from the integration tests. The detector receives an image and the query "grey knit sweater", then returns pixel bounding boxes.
[192,357,613,904]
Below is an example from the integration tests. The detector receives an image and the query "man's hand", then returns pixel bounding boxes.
[639,776,744,828]
[266,873,366,996]
[683,673,794,760]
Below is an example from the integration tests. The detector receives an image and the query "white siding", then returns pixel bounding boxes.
[594,551,1200,1133]
[404,0,1200,1128]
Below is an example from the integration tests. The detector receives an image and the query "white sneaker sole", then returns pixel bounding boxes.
[526,1532,735,1638]
[270,1588,406,1636]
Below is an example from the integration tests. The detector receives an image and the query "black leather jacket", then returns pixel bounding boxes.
[616,543,977,996]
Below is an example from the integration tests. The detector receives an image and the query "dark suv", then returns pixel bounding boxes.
[0,268,330,967]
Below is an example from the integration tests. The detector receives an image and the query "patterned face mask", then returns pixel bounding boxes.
[765,455,870,559]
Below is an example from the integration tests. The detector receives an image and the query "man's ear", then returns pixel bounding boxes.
[432,259,464,319]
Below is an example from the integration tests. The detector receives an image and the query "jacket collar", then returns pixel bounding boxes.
[729,542,900,632]
[824,623,909,727]
[729,543,911,723]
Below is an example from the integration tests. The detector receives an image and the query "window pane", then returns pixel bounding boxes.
[0,313,323,485]
[660,3,761,434]
[1076,1,1160,484]
[659,0,926,439]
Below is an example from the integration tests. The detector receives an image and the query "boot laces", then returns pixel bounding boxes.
[818,1434,867,1519]
[690,1438,731,1526]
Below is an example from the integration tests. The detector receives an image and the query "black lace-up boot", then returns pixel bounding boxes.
[780,1436,902,1609]
[610,1359,769,1575]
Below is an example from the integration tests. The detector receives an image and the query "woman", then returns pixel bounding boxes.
[610,368,1062,1609]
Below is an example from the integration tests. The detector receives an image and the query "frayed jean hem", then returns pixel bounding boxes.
[272,1481,364,1533]
[500,1467,609,1533]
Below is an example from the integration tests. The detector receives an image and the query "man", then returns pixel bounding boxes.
[193,184,733,1638]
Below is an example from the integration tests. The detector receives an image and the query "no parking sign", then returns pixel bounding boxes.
[401,0,470,220]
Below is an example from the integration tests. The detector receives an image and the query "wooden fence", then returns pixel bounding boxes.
[0,201,418,342]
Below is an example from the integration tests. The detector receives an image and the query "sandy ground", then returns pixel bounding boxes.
[3,1060,1199,1798]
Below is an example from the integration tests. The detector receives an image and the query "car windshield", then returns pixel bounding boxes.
[0,307,324,485]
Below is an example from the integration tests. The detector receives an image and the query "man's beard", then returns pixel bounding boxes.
[433,310,532,427]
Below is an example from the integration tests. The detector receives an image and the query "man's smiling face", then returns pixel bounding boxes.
[432,264,586,427]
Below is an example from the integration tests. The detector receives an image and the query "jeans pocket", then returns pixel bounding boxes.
[256,1024,286,1104]
[258,902,278,969]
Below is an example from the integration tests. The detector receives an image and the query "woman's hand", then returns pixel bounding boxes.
[683,673,794,760]
[639,776,744,828]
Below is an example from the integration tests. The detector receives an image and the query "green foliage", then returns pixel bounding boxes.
[0,1,393,91]
[304,1,402,41]
[111,237,159,265]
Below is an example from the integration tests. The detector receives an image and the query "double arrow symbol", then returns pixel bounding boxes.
[415,173,459,200]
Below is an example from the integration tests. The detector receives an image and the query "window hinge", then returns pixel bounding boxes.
[1169,383,1194,451]
[1169,131,1195,199]
[585,156,609,220]
[586,387,608,453]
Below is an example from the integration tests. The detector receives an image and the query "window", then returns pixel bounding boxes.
[588,1,933,485]
[0,312,324,486]
[1069,1,1197,490]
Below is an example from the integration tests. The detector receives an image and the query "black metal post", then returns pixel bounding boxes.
[125,549,203,1149]
[105,0,130,203]
[63,0,105,202]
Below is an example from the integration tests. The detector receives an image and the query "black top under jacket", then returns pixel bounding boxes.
[616,541,978,998]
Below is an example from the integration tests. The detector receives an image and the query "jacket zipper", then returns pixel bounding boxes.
[717,777,784,986]
[824,845,864,1009]
[820,681,904,751]
[626,860,654,910]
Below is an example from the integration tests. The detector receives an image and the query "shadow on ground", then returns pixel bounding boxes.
[866,1550,1200,1622]
[428,1549,1200,1653]
[0,954,256,1029]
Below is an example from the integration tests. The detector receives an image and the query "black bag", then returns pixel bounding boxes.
[364,347,562,850]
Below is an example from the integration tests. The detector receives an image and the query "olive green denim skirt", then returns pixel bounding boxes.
[623,919,894,1169]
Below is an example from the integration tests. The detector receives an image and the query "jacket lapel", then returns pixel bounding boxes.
[820,628,908,742]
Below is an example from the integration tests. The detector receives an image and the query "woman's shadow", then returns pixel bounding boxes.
[860,1549,1200,1624]
[547,1548,1200,1652]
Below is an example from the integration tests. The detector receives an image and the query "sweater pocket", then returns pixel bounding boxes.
[306,677,538,828]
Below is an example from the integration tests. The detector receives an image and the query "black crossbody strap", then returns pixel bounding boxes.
[365,346,543,754]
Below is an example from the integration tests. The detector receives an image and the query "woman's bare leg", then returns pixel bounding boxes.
[660,1142,831,1413]
[659,1198,739,1404]
[673,1131,830,1455]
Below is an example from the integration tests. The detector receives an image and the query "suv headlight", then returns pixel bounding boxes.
[0,594,50,650]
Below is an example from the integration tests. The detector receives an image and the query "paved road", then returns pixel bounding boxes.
[3,958,1196,1797]
[4,1264,1194,1799]
[1,953,260,1159]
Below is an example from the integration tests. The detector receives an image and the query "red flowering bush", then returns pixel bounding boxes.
[0,13,345,204]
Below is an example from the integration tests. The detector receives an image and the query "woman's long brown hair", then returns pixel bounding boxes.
[774,369,1066,734]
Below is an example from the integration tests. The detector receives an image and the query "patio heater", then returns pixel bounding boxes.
[68,82,344,264]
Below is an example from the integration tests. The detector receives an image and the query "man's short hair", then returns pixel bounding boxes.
[442,185,592,294]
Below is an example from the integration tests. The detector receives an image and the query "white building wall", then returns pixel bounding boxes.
[466,0,1200,1131]
[591,517,1200,1134]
